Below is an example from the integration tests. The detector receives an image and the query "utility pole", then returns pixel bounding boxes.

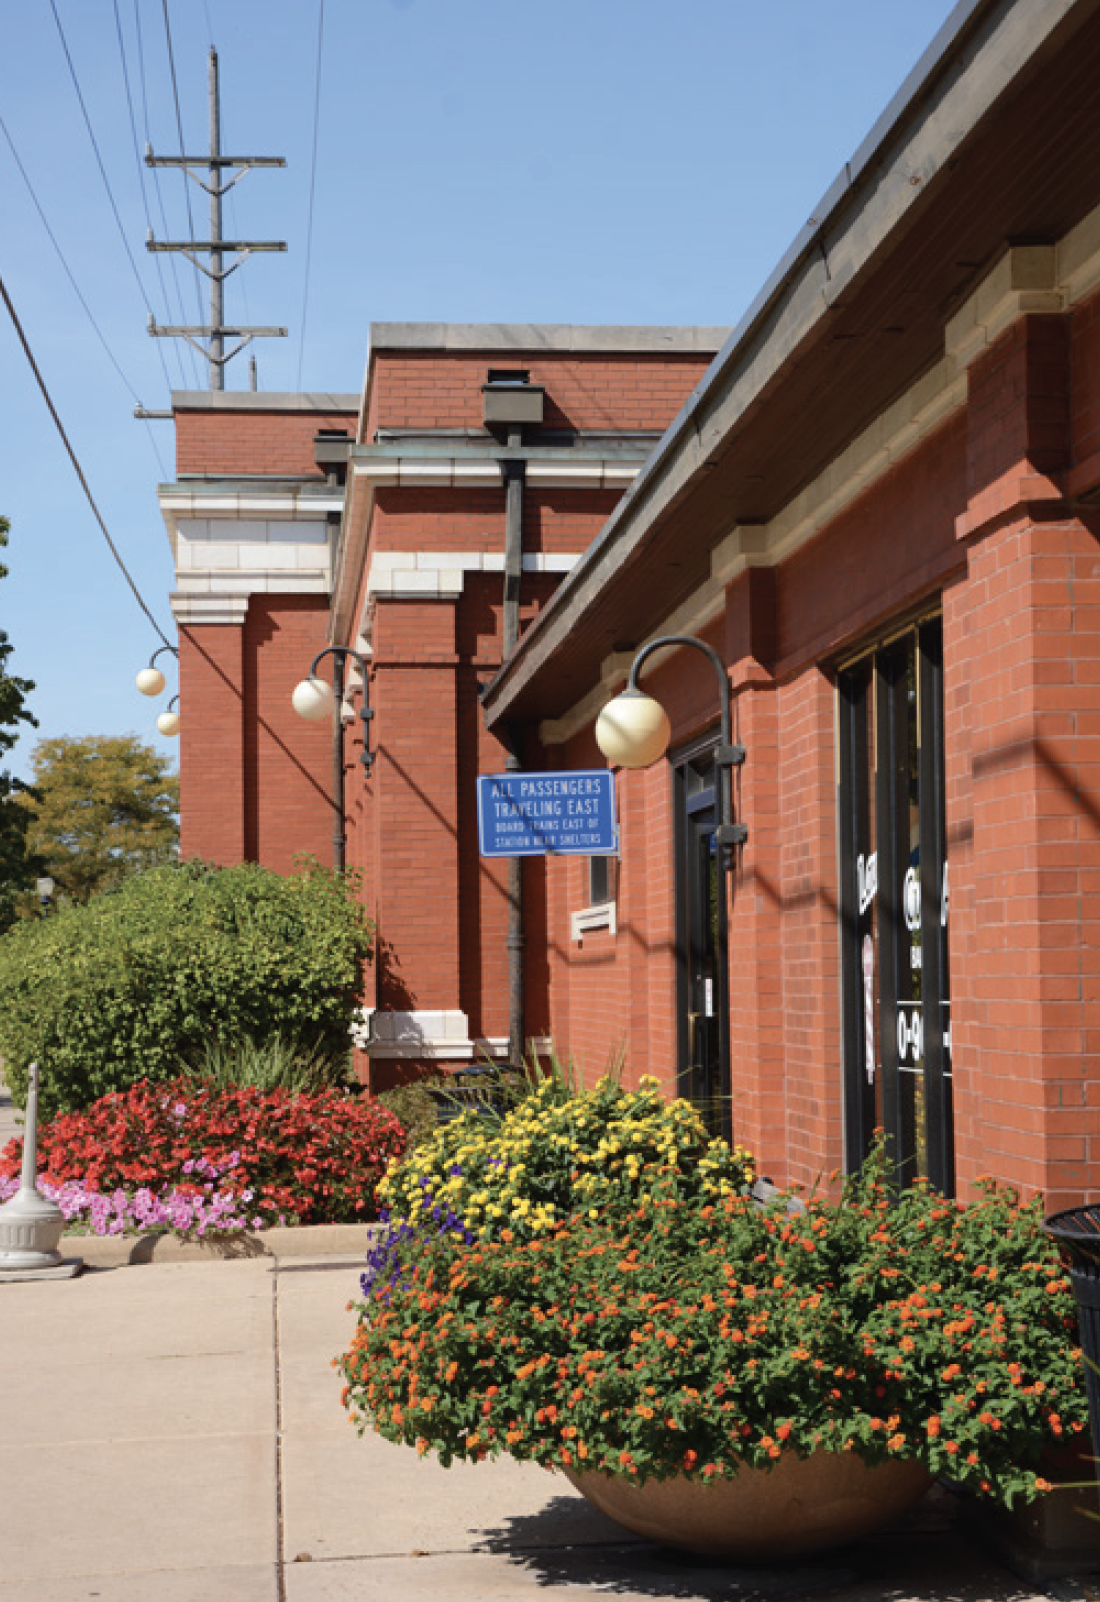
[145,48,287,390]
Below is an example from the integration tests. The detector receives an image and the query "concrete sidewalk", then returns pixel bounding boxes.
[0,1250,1095,1602]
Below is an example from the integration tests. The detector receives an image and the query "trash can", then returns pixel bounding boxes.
[1043,1204,1100,1511]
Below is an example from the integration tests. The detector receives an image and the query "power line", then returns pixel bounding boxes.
[297,0,326,391]
[160,0,207,329]
[0,113,169,481]
[0,269,175,653]
[48,0,178,394]
[113,0,189,392]
[133,0,201,388]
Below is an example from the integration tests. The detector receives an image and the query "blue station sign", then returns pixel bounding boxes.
[477,770,618,858]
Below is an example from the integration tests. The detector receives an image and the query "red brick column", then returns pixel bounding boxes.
[946,310,1100,1204]
[776,667,844,1187]
[726,664,784,1173]
[945,514,1100,1206]
[369,597,462,1014]
[179,622,247,864]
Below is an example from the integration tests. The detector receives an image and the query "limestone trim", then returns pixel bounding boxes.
[945,245,1064,371]
[169,592,250,625]
[351,455,641,493]
[571,902,618,942]
[361,1008,486,1062]
[365,548,581,604]
[159,486,341,611]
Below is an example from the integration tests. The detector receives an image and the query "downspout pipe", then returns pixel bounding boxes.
[502,429,526,1067]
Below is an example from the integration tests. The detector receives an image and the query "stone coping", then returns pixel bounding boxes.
[60,1220,381,1269]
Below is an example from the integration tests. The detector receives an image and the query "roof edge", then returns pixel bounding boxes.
[170,392,360,412]
[366,324,731,355]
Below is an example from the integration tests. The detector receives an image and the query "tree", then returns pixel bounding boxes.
[22,734,180,904]
[0,517,40,930]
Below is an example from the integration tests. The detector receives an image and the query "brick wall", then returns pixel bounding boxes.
[529,300,1100,1202]
[179,596,333,870]
[175,408,357,477]
[364,351,710,438]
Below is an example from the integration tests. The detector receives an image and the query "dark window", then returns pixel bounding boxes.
[838,617,953,1192]
[588,855,613,906]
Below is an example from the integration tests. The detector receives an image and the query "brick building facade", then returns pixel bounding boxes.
[481,0,1100,1207]
[163,0,1100,1207]
[162,329,723,1088]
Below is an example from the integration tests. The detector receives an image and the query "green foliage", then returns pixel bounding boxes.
[0,857,373,1119]
[377,1074,756,1242]
[0,517,40,931]
[376,1080,444,1153]
[179,1029,354,1095]
[342,1141,1085,1509]
[21,733,179,904]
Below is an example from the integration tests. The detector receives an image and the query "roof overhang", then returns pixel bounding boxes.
[481,0,1100,735]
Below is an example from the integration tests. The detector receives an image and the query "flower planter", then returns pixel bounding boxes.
[561,1452,932,1558]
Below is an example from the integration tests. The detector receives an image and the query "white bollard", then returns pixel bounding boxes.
[0,1062,81,1279]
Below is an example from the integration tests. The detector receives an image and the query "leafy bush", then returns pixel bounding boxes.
[376,1079,443,1152]
[0,1077,405,1226]
[341,1146,1085,1508]
[0,857,373,1118]
[376,1074,756,1242]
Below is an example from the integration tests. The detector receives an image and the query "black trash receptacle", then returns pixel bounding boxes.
[1043,1204,1100,1510]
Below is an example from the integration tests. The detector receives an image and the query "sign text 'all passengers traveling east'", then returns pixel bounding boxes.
[476,771,618,858]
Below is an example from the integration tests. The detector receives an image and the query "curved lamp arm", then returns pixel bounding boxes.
[613,633,747,866]
[305,645,375,773]
[136,643,179,698]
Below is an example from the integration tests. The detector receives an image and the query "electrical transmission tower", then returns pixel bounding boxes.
[146,48,286,391]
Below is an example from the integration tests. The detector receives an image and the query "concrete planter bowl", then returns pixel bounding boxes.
[562,1452,932,1558]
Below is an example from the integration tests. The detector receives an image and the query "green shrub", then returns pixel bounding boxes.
[0,857,373,1119]
[376,1079,442,1152]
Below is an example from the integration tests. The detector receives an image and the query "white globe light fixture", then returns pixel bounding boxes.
[136,666,165,696]
[595,688,671,769]
[136,645,177,698]
[157,696,180,738]
[291,675,335,721]
[292,646,375,870]
[597,634,748,869]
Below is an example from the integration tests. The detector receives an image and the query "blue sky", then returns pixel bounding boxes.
[1,0,959,784]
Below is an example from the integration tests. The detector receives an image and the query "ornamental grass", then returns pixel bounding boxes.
[0,1077,406,1229]
[340,1119,1086,1510]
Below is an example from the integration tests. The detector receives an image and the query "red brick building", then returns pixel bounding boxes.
[162,328,723,1085]
[481,0,1100,1208]
[164,0,1100,1209]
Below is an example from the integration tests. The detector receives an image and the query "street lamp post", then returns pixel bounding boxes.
[595,634,748,865]
[291,646,373,871]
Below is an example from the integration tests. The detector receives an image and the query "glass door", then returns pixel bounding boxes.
[838,617,953,1192]
[674,750,730,1138]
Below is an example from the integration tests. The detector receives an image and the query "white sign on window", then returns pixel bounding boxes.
[858,852,878,916]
